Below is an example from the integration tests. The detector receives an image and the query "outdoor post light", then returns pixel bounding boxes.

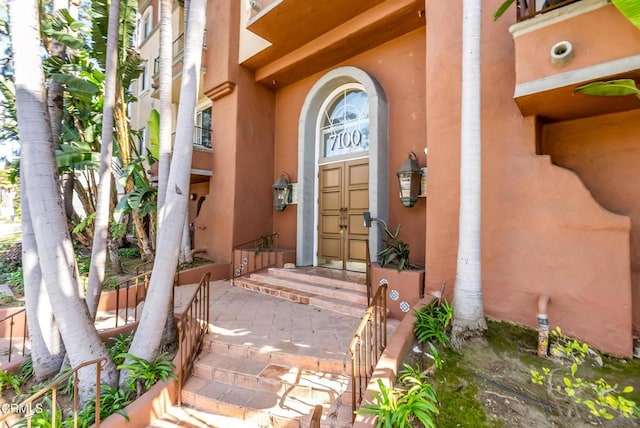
[272,173,292,211]
[396,151,422,208]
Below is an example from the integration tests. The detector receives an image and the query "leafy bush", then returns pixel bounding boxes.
[356,364,439,428]
[117,247,140,259]
[107,333,133,366]
[377,225,422,271]
[413,298,453,347]
[70,385,131,427]
[0,369,22,394]
[118,352,178,398]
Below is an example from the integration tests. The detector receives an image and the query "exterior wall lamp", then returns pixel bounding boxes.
[396,151,422,208]
[272,172,292,211]
[363,211,387,230]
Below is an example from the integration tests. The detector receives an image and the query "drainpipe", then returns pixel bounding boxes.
[537,294,550,357]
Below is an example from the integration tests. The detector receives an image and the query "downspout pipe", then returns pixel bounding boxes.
[537,294,550,357]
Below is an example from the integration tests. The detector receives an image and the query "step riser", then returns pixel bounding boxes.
[249,273,367,305]
[233,279,366,318]
[308,297,366,318]
[267,268,366,292]
[181,393,299,428]
[234,279,314,305]
[193,365,351,404]
[202,340,350,376]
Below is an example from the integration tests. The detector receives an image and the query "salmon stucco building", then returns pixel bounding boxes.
[130,0,640,358]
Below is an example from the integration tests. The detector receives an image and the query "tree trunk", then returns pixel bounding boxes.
[21,169,65,381]
[122,0,206,383]
[10,0,117,400]
[86,0,120,320]
[451,0,487,348]
[113,88,154,261]
[157,0,172,227]
[179,209,192,264]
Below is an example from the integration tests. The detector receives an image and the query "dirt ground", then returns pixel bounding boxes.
[405,320,640,427]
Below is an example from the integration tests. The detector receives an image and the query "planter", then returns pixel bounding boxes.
[370,263,425,320]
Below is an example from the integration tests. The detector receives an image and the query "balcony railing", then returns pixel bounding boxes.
[516,0,583,21]
[153,30,207,75]
[171,126,212,149]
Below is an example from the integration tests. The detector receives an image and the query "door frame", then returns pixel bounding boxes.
[297,66,388,266]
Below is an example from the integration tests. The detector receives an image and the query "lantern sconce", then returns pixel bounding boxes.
[272,172,292,212]
[396,151,423,208]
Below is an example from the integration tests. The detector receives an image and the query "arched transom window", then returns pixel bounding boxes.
[319,85,369,160]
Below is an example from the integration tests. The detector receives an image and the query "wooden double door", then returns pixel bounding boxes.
[318,159,369,272]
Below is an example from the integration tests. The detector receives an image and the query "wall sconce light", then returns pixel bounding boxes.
[363,211,387,230]
[272,172,292,212]
[396,151,422,208]
[190,193,197,201]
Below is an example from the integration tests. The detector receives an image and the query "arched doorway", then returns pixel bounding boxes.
[297,66,388,269]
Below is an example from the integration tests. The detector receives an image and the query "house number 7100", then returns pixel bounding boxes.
[330,129,362,150]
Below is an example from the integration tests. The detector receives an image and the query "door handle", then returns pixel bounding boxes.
[339,207,348,229]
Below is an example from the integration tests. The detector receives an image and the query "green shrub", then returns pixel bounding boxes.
[118,352,177,398]
[107,333,133,366]
[117,247,140,259]
[413,298,453,347]
[0,369,22,394]
[356,364,439,428]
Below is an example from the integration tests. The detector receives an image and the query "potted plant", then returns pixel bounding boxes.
[371,225,425,320]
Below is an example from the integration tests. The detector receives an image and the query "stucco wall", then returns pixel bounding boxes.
[543,109,640,338]
[273,28,427,263]
[425,0,632,356]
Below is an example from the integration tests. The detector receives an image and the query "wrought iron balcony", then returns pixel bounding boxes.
[171,125,212,150]
[153,30,207,76]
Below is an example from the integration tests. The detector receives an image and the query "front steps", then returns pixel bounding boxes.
[233,268,368,317]
[168,271,395,427]
[181,337,353,427]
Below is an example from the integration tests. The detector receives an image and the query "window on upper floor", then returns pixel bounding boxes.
[195,107,212,149]
[138,6,153,42]
[139,61,149,94]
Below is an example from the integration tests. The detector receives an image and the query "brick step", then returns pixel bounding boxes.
[266,268,367,293]
[249,272,367,305]
[182,376,353,428]
[193,353,352,405]
[202,334,350,375]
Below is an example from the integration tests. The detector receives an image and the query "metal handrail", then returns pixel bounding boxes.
[176,272,211,406]
[349,281,388,421]
[231,232,279,283]
[0,358,106,428]
[0,307,27,364]
[134,259,154,275]
[111,271,152,328]
[516,0,583,21]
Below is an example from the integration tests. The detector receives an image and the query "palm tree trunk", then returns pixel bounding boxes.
[10,0,117,400]
[86,0,120,320]
[21,169,65,380]
[451,0,487,348]
[157,0,173,226]
[113,87,154,261]
[122,0,206,381]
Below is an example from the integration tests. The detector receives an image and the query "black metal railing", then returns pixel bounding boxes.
[516,0,583,21]
[170,125,212,149]
[0,308,27,364]
[153,29,207,75]
[349,281,388,421]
